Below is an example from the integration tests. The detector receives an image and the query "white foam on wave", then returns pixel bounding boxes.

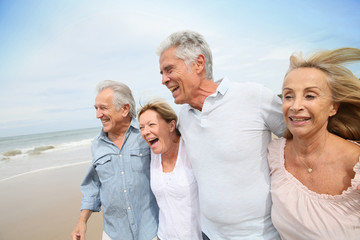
[56,138,93,149]
[1,138,94,161]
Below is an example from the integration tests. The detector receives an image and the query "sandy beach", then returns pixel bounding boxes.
[0,163,103,240]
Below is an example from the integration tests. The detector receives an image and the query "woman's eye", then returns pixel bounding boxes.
[305,95,315,99]
[284,95,293,100]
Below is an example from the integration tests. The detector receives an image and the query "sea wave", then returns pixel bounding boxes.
[2,149,22,157]
[28,146,55,155]
[0,138,93,161]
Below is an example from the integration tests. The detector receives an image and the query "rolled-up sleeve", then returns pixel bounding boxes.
[80,165,102,212]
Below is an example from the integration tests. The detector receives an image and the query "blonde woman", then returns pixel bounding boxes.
[138,100,202,240]
[268,48,360,239]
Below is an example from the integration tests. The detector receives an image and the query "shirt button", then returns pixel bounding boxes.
[128,206,131,210]
[124,189,127,193]
[121,171,124,175]
[119,154,122,157]
[139,153,143,156]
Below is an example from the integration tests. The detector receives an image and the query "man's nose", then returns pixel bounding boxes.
[162,73,169,86]
[96,109,103,119]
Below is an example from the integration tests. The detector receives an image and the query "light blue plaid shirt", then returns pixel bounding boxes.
[80,118,158,240]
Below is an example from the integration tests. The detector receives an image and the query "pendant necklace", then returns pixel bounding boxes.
[300,160,313,173]
[295,136,328,174]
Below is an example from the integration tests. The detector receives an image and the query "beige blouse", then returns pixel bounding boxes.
[268,138,360,240]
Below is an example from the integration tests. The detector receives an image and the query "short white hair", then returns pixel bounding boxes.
[96,80,136,118]
[156,30,213,80]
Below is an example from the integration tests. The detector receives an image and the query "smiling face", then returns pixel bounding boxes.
[159,47,200,105]
[94,88,128,134]
[139,109,175,154]
[282,67,338,139]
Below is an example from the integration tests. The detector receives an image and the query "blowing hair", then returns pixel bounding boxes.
[156,30,213,80]
[96,80,136,118]
[283,47,360,142]
[138,99,181,136]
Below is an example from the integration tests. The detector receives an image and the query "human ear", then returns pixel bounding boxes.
[194,54,206,74]
[169,120,176,132]
[329,102,340,117]
[122,104,130,117]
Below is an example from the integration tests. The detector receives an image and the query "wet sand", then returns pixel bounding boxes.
[0,163,102,240]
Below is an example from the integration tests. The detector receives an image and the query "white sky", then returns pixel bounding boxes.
[0,0,359,137]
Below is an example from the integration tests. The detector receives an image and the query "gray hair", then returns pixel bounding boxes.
[96,80,136,118]
[156,30,213,80]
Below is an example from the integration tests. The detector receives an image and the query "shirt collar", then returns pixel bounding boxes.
[129,117,139,130]
[185,77,230,112]
[213,77,229,96]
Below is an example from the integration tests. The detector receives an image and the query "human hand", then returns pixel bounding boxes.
[71,221,87,240]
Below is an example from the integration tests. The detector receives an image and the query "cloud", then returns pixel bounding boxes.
[1,0,360,137]
[259,48,293,61]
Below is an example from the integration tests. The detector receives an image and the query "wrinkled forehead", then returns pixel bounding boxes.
[283,67,330,87]
[282,68,335,98]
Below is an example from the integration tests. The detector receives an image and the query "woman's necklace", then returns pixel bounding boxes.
[300,160,313,173]
[293,135,328,174]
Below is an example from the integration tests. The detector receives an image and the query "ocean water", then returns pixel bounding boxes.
[0,127,101,181]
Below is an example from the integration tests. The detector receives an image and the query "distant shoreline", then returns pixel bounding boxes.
[0,127,100,153]
[0,126,101,139]
[0,139,93,181]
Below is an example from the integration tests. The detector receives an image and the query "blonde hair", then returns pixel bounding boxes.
[283,48,360,142]
[138,99,181,136]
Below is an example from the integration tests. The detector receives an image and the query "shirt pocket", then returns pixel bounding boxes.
[94,156,114,182]
[130,148,150,172]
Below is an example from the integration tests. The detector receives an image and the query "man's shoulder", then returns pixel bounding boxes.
[227,81,277,101]
[178,104,191,117]
[231,81,266,90]
[90,129,148,161]
[178,104,194,131]
[91,130,103,146]
[124,126,150,152]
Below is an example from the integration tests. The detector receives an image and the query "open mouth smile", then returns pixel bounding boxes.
[289,116,311,122]
[147,137,159,146]
[101,119,109,123]
[169,86,179,93]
